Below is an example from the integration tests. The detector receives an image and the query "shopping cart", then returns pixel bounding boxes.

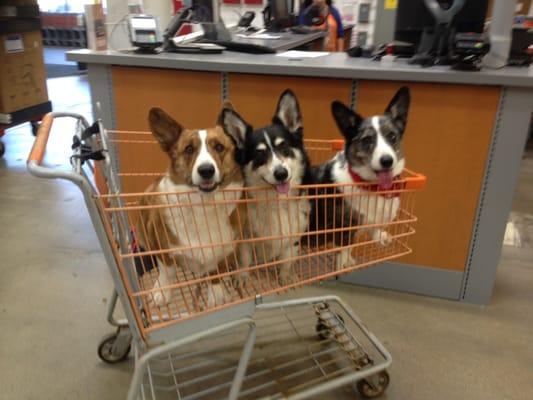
[27,112,426,399]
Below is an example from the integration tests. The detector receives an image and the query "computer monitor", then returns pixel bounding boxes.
[268,0,294,31]
[191,0,219,23]
[394,0,489,47]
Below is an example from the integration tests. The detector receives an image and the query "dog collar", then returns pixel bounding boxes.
[347,167,402,198]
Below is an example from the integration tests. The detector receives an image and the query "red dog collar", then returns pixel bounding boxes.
[348,168,402,198]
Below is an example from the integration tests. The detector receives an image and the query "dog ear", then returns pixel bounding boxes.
[148,107,183,152]
[331,101,362,140]
[273,89,302,136]
[219,108,250,149]
[385,86,410,133]
[216,100,235,126]
[221,99,234,111]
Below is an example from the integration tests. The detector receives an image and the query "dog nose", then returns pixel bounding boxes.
[380,155,393,169]
[274,167,289,182]
[197,163,215,180]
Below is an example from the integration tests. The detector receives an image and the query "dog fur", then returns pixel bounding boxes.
[310,87,411,269]
[220,90,313,286]
[137,105,245,306]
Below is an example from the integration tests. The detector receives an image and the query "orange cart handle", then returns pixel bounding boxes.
[403,169,427,190]
[27,113,54,166]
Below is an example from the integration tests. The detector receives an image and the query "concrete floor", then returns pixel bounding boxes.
[44,47,85,78]
[0,76,532,400]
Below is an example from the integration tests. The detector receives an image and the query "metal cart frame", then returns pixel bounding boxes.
[27,112,425,399]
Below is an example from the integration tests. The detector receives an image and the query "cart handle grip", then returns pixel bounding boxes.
[27,112,54,166]
[403,169,427,190]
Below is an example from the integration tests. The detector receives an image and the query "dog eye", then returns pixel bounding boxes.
[279,146,292,157]
[360,136,374,148]
[214,143,225,153]
[184,145,194,155]
[255,149,267,162]
[386,132,397,142]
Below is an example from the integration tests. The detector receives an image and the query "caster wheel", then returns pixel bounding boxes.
[357,370,390,398]
[315,313,345,341]
[97,332,131,363]
[31,121,40,137]
[0,141,4,158]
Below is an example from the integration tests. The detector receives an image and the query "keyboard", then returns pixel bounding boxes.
[166,43,225,54]
[207,40,276,54]
[290,25,314,34]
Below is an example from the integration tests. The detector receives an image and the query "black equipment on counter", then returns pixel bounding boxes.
[396,0,489,49]
[127,14,163,53]
[200,22,276,54]
[408,0,466,66]
[509,27,533,66]
[163,7,195,51]
[263,0,296,31]
[238,11,256,28]
[450,32,490,70]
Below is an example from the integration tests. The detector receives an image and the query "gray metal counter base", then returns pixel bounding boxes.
[340,262,464,300]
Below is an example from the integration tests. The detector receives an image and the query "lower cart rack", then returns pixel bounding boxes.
[131,296,391,400]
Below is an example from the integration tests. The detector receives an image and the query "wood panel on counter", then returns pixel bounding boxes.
[110,66,501,273]
[357,81,500,271]
[228,74,353,140]
[111,66,222,194]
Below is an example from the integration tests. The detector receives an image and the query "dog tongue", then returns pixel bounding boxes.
[275,182,291,194]
[377,170,394,190]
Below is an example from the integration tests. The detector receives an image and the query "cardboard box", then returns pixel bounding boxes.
[85,4,107,51]
[0,30,49,114]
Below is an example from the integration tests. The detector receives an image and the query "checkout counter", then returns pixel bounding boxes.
[67,47,533,305]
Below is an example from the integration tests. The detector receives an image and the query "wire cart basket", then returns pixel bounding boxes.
[27,112,426,400]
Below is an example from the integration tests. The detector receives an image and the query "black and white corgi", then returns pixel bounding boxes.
[311,87,411,269]
[220,90,313,285]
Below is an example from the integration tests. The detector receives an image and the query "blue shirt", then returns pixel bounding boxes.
[299,5,345,38]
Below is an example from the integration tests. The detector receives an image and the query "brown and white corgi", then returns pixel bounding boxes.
[137,105,246,306]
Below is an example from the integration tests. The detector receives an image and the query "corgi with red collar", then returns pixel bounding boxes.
[310,87,410,269]
[137,105,245,306]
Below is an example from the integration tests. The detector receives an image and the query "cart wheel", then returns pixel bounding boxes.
[0,141,4,158]
[356,370,390,398]
[315,313,345,341]
[97,332,131,363]
[31,121,40,136]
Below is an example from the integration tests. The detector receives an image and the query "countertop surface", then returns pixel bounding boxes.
[68,49,533,88]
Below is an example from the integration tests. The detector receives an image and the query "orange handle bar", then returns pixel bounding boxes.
[27,112,54,166]
[403,169,427,190]
[25,118,427,190]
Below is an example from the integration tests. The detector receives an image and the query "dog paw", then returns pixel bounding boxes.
[278,267,295,287]
[336,249,355,270]
[335,255,343,271]
[232,271,250,290]
[151,281,171,307]
[373,230,392,246]
[206,284,226,308]
[153,290,171,307]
